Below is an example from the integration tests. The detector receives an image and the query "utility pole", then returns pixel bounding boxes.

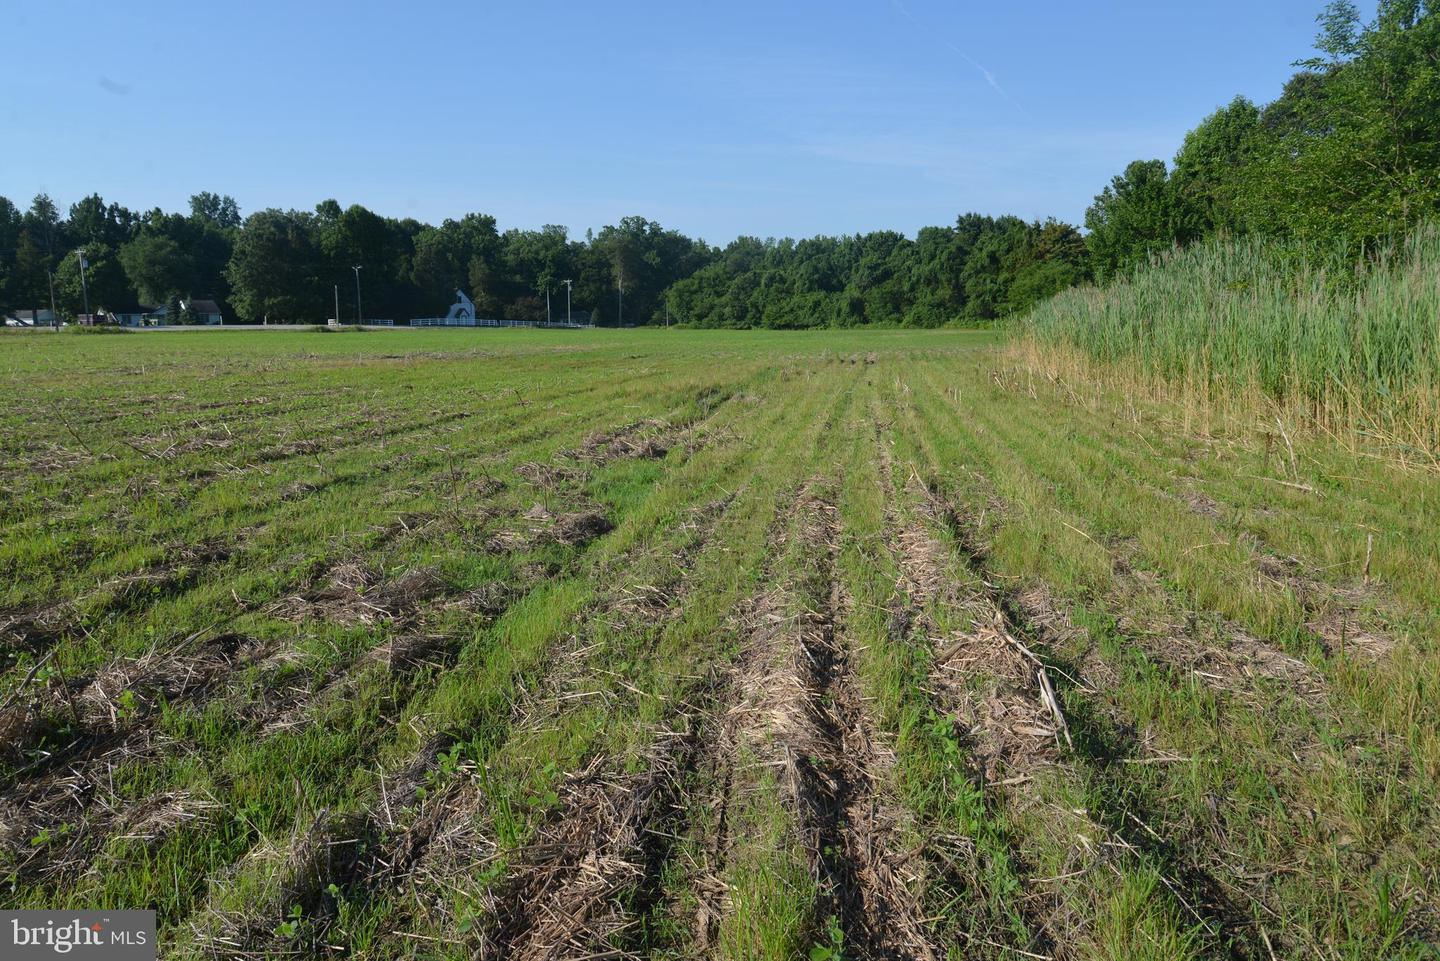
[545,284,551,325]
[617,265,623,328]
[75,249,90,324]
[47,269,58,331]
[334,284,340,327]
[562,279,572,326]
[352,265,363,325]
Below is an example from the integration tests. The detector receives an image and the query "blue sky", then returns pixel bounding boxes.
[4,0,1338,244]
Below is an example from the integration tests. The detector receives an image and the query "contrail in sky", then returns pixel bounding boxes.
[889,0,1023,110]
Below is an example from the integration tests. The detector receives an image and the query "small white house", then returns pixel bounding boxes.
[445,290,477,324]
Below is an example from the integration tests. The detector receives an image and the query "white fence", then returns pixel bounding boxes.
[409,317,592,329]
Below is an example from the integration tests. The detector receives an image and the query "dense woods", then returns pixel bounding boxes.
[664,217,1088,328]
[0,1,1433,328]
[0,197,714,327]
[0,194,1085,328]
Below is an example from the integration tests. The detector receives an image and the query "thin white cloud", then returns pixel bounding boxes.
[889,0,1020,109]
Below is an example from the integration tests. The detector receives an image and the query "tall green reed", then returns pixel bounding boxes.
[1017,224,1440,447]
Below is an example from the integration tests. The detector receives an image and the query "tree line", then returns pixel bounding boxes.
[664,217,1089,329]
[0,195,713,327]
[1,1,1431,329]
[0,192,239,325]
[0,189,1085,329]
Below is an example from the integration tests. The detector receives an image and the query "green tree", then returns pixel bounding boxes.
[1172,97,1262,234]
[118,233,191,304]
[123,208,234,310]
[23,194,63,264]
[67,194,136,248]
[0,197,22,312]
[659,211,1086,330]
[9,231,51,314]
[1005,220,1091,314]
[54,243,129,318]
[1084,160,1198,279]
[1239,1,1440,239]
[226,209,325,323]
[591,216,711,325]
[410,212,502,315]
[189,192,242,230]
[312,201,421,321]
[502,225,573,316]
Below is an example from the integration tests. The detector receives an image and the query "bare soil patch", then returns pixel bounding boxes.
[566,417,681,463]
[900,469,1258,952]
[267,562,447,627]
[485,504,614,553]
[81,535,237,618]
[0,631,273,886]
[1107,551,1330,708]
[0,605,76,667]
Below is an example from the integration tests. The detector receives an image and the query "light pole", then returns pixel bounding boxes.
[352,266,363,326]
[75,249,90,324]
[562,279,572,326]
[616,266,623,328]
[334,284,340,328]
[545,283,551,325]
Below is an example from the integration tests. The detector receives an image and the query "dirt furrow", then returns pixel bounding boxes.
[877,428,1065,787]
[477,706,712,961]
[0,730,195,890]
[0,629,293,893]
[884,476,1065,952]
[0,629,276,883]
[709,484,939,961]
[486,406,729,557]
[901,468,1257,957]
[5,444,604,783]
[1,553,450,783]
[1102,548,1331,710]
[6,369,693,608]
[0,531,245,674]
[870,423,1055,947]
[0,606,77,672]
[447,497,740,960]
[1,630,265,768]
[561,415,704,465]
[502,495,734,735]
[234,491,742,959]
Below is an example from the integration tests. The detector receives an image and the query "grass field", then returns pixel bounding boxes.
[1,327,1436,960]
